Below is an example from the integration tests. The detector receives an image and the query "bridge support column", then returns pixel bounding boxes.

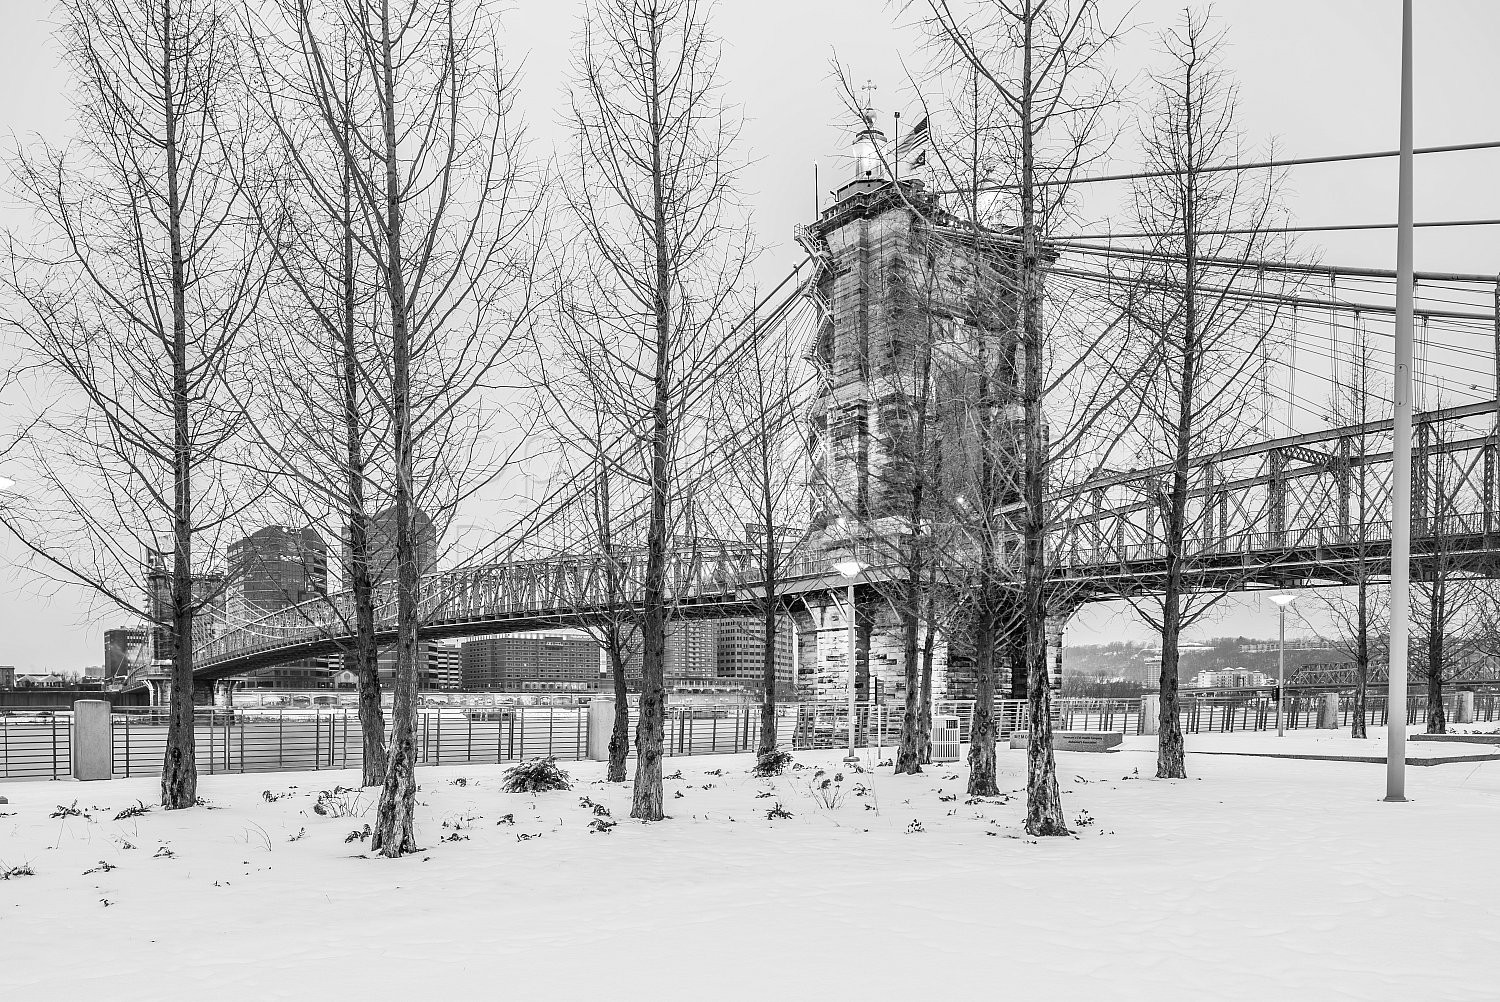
[1317,692,1340,729]
[1140,695,1160,735]
[1454,690,1476,725]
[586,698,616,761]
[72,699,113,781]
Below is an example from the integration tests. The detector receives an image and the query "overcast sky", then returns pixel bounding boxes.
[1,1,1498,668]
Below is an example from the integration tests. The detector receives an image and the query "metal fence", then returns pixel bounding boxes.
[5,693,1500,781]
[0,711,72,780]
[110,706,588,778]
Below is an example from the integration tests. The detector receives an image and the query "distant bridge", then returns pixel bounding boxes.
[171,396,1500,685]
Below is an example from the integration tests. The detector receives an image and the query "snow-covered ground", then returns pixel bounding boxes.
[3,732,1498,1001]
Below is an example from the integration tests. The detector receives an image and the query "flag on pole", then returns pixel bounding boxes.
[894,114,931,169]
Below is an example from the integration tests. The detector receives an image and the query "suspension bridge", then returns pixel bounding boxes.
[129,137,1500,700]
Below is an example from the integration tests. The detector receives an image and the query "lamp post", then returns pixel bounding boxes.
[1384,0,1415,803]
[833,557,866,763]
[1270,594,1297,737]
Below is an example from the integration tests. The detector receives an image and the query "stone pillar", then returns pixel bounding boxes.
[586,698,616,761]
[1140,694,1161,735]
[1317,692,1340,729]
[72,699,113,781]
[1454,690,1476,725]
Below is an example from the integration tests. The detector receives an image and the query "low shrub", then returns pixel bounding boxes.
[501,757,571,794]
[751,749,793,778]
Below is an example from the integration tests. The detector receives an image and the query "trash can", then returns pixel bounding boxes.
[932,714,961,763]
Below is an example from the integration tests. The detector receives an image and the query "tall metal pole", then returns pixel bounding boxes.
[845,579,858,763]
[1385,0,1415,802]
[1277,606,1286,738]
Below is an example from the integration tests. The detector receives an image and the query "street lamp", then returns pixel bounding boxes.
[834,557,866,763]
[1270,593,1297,737]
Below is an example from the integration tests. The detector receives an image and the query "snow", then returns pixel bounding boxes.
[3,734,1499,1001]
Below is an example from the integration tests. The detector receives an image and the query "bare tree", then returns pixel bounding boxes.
[709,311,812,760]
[537,323,648,783]
[1111,11,1289,778]
[271,0,546,855]
[1411,406,1484,735]
[1312,311,1390,739]
[905,0,1128,830]
[237,11,392,785]
[2,0,265,809]
[565,0,754,821]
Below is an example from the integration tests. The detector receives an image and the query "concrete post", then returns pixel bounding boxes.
[72,699,113,781]
[1140,695,1161,735]
[1454,690,1476,725]
[1318,692,1340,729]
[586,698,616,762]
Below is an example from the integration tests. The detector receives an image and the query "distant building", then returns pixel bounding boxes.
[624,621,744,693]
[145,550,225,667]
[0,666,14,689]
[427,640,463,691]
[356,506,439,587]
[103,627,150,686]
[226,526,331,688]
[714,617,796,697]
[356,506,439,687]
[1191,669,1273,689]
[461,631,600,692]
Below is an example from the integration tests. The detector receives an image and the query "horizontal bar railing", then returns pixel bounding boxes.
[8,694,1492,781]
[0,710,72,780]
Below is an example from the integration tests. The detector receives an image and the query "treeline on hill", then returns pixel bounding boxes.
[1062,637,1347,695]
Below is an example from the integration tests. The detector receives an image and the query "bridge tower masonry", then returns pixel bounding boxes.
[792,104,1057,708]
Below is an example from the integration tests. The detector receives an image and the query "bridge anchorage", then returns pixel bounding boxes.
[175,109,1500,712]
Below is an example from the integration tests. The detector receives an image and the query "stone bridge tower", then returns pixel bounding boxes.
[790,105,1065,708]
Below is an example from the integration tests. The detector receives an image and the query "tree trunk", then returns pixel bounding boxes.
[1018,10,1067,837]
[341,150,385,787]
[919,605,937,764]
[755,606,780,757]
[607,640,631,782]
[895,579,923,774]
[1156,599,1187,778]
[371,0,419,856]
[1351,577,1368,738]
[756,499,780,758]
[1426,586,1446,734]
[966,598,999,796]
[630,36,673,823]
[159,0,196,811]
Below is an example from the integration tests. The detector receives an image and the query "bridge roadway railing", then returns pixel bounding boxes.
[194,544,793,670]
[8,693,1492,780]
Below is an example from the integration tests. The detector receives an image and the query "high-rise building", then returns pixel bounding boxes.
[461,631,601,692]
[355,506,440,687]
[145,550,225,667]
[356,506,439,587]
[225,526,330,688]
[103,627,150,686]
[427,640,463,691]
[622,621,745,693]
[714,617,796,697]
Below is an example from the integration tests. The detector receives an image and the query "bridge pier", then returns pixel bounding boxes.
[1454,690,1476,724]
[791,586,951,707]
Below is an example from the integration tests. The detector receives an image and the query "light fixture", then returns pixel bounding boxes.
[1269,593,1296,608]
